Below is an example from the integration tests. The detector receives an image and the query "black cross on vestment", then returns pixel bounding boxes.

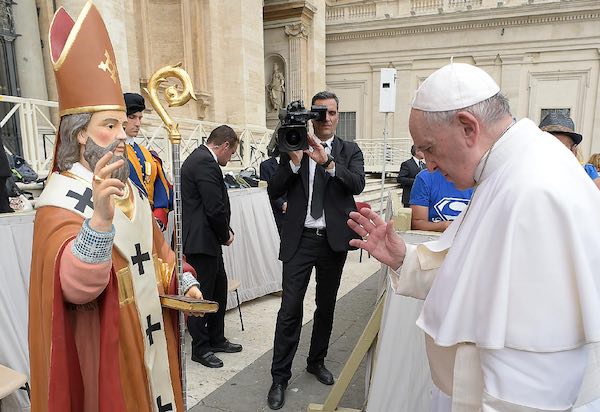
[145,314,161,345]
[131,243,151,275]
[66,188,94,213]
[156,396,173,412]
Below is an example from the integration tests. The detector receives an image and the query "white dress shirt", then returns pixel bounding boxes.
[289,137,335,229]
[204,144,218,163]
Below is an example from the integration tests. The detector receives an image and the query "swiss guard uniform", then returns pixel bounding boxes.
[123,92,173,230]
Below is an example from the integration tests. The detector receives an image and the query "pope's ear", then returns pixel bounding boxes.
[456,111,480,147]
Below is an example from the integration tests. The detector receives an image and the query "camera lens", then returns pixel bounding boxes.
[286,130,302,146]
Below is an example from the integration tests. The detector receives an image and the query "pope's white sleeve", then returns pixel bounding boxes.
[388,243,443,300]
[479,346,589,412]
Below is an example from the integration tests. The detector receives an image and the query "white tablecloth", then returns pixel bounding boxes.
[0,188,281,410]
[224,187,282,309]
[366,231,440,412]
[0,211,35,412]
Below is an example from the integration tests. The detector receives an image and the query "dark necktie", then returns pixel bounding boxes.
[310,143,328,219]
[419,160,425,170]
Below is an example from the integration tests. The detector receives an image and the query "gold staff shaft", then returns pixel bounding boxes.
[144,63,197,410]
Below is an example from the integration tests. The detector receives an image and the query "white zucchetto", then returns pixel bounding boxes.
[412,62,500,112]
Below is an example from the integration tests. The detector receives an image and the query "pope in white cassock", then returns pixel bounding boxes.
[348,62,600,412]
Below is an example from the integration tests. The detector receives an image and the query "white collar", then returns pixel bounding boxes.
[473,118,522,184]
[320,136,334,148]
[204,144,218,163]
[69,162,93,182]
[126,137,136,145]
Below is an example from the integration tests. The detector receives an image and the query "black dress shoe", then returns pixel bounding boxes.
[191,352,223,368]
[210,340,243,353]
[306,363,334,385]
[267,382,286,410]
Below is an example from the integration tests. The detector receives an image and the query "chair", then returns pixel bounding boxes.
[228,279,245,331]
[0,364,29,410]
[355,201,372,263]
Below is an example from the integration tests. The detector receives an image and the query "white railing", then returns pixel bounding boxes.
[1,95,415,177]
[447,0,483,9]
[355,137,414,173]
[410,0,483,14]
[0,95,274,178]
[326,3,376,23]
[0,95,58,175]
[132,114,273,178]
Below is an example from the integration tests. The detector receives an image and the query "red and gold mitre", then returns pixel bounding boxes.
[49,1,125,116]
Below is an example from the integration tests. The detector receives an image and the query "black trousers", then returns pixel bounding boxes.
[0,177,13,213]
[271,230,347,384]
[186,253,228,356]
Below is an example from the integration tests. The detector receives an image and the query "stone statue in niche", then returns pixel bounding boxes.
[267,63,285,112]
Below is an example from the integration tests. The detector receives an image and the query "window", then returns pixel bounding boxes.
[338,112,356,141]
[541,108,570,120]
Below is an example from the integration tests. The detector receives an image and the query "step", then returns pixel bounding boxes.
[357,187,402,204]
[361,182,398,196]
[363,180,397,189]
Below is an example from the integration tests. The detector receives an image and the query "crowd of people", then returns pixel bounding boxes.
[8,2,600,412]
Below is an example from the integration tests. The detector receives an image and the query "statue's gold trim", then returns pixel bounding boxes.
[114,184,133,219]
[61,170,89,185]
[116,266,134,305]
[98,50,119,83]
[59,105,125,117]
[153,253,173,293]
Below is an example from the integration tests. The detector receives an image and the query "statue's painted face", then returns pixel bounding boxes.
[79,110,130,183]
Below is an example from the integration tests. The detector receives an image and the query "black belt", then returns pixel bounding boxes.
[303,227,327,237]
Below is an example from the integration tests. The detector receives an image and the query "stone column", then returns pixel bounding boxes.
[13,0,49,100]
[285,22,310,103]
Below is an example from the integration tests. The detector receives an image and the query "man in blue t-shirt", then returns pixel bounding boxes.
[409,169,473,232]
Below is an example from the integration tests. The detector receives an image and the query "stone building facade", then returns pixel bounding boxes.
[6,0,600,163]
[325,0,600,159]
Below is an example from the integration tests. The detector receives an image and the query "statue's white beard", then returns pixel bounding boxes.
[83,138,129,184]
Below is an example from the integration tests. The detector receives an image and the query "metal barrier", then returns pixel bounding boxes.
[132,114,274,177]
[0,95,412,177]
[356,137,414,173]
[0,95,58,174]
[0,95,273,178]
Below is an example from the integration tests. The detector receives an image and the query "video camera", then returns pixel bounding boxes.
[276,100,327,152]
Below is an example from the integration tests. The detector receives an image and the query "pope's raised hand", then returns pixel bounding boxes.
[89,151,126,232]
[347,207,407,270]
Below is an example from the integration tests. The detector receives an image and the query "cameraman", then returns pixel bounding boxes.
[266,91,365,410]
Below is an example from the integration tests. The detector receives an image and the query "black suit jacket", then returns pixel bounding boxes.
[260,157,278,181]
[0,136,11,178]
[268,136,365,262]
[181,145,231,256]
[397,157,422,207]
[260,158,286,226]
